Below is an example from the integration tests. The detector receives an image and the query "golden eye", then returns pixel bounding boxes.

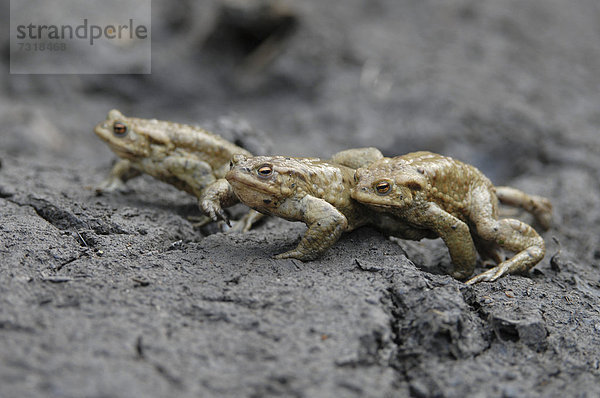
[257,165,273,178]
[113,121,128,137]
[375,181,391,195]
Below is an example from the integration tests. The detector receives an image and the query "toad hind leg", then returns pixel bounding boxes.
[229,210,264,233]
[496,186,553,230]
[187,214,214,228]
[163,156,216,193]
[274,195,348,261]
[328,147,384,169]
[466,218,545,285]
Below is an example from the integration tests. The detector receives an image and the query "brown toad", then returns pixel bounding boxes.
[94,109,261,231]
[351,151,552,284]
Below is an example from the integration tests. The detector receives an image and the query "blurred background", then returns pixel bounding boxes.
[2,0,599,183]
[3,2,600,396]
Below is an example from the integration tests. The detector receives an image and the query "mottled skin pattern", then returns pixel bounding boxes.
[94,109,261,231]
[225,152,435,260]
[351,151,552,284]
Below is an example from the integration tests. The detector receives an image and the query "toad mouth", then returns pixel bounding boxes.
[351,194,395,209]
[108,143,138,160]
[227,173,276,196]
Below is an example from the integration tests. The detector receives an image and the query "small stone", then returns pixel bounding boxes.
[491,314,548,350]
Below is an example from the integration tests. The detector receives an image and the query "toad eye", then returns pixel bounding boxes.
[257,165,273,178]
[113,121,128,137]
[375,181,391,195]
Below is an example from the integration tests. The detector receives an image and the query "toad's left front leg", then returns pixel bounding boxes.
[411,203,478,280]
[96,159,142,193]
[274,195,348,261]
[466,218,545,284]
[201,178,264,232]
[201,178,238,226]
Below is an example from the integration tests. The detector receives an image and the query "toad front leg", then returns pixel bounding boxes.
[274,195,348,261]
[96,159,142,193]
[201,178,237,226]
[406,203,478,279]
[201,178,264,232]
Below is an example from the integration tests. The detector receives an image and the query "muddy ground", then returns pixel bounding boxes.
[1,0,600,397]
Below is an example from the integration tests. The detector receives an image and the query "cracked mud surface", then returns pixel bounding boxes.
[2,0,600,397]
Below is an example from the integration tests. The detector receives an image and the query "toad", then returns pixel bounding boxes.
[351,151,551,284]
[94,109,261,231]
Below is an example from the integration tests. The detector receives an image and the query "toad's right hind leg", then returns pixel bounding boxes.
[496,186,553,230]
[466,218,545,284]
